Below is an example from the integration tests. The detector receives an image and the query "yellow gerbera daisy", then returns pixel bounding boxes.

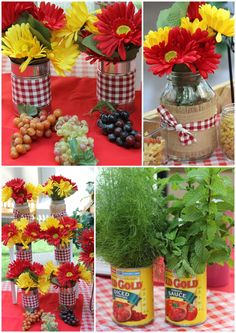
[78,263,91,284]
[144,27,170,48]
[25,183,43,201]
[16,272,37,292]
[180,17,209,34]
[2,186,12,202]
[85,10,101,34]
[47,34,80,76]
[38,275,50,294]
[2,23,47,72]
[43,180,54,196]
[13,218,28,232]
[44,261,58,276]
[55,2,89,47]
[40,217,60,231]
[199,4,235,42]
[56,180,73,197]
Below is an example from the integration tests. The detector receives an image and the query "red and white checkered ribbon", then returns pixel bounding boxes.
[13,209,32,220]
[157,105,217,146]
[52,210,67,219]
[11,74,51,107]
[55,245,71,264]
[22,289,39,310]
[97,70,135,105]
[16,246,32,261]
[59,287,76,307]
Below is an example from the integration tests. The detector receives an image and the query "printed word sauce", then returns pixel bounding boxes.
[111,265,154,327]
[165,269,207,326]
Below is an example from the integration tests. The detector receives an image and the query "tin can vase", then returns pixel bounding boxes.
[50,199,67,218]
[207,263,230,288]
[59,286,76,309]
[97,59,136,113]
[16,243,32,262]
[165,268,207,326]
[219,103,234,161]
[160,71,217,160]
[13,203,32,221]
[55,244,71,264]
[111,265,154,327]
[10,58,51,115]
[22,288,39,312]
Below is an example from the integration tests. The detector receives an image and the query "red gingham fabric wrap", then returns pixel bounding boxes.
[55,245,71,264]
[22,290,39,310]
[97,69,135,105]
[13,208,32,220]
[59,287,76,307]
[157,105,217,146]
[96,277,234,331]
[16,246,32,262]
[11,74,51,107]
[52,210,67,219]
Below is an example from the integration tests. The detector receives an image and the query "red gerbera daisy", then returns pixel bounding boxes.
[6,178,25,193]
[80,251,94,267]
[57,262,80,288]
[2,223,18,246]
[6,259,31,279]
[42,227,67,246]
[30,262,44,276]
[60,217,78,231]
[191,29,221,79]
[144,27,200,77]
[2,2,37,32]
[24,222,41,241]
[187,2,206,22]
[94,2,142,61]
[79,228,94,254]
[35,2,66,30]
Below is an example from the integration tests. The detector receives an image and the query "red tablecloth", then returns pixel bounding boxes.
[2,74,141,166]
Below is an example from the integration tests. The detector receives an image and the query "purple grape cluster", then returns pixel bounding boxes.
[97,111,141,148]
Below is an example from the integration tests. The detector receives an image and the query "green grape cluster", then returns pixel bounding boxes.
[54,116,97,165]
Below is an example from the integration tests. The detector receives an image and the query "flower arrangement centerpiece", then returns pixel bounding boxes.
[43,175,78,218]
[2,218,40,261]
[40,216,81,264]
[2,178,42,219]
[2,1,80,115]
[76,1,142,113]
[156,168,234,326]
[144,2,235,161]
[6,259,50,311]
[45,261,91,309]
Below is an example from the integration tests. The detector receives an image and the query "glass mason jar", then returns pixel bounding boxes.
[219,103,234,161]
[160,71,217,160]
[10,58,51,115]
[50,199,67,218]
[143,127,168,165]
[97,59,136,113]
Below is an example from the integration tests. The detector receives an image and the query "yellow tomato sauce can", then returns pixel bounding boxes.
[111,265,154,327]
[165,269,207,326]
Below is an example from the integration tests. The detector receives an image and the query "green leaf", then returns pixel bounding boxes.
[156,2,189,28]
[183,185,207,206]
[175,236,186,246]
[194,239,204,257]
[181,206,203,222]
[17,104,39,116]
[206,220,217,242]
[166,229,177,240]
[190,255,206,274]
[182,259,195,276]
[68,139,97,166]
[82,34,105,56]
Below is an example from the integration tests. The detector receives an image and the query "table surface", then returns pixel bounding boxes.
[96,276,234,332]
[2,280,93,331]
[2,73,141,166]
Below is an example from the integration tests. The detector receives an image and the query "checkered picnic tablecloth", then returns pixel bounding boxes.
[96,277,234,331]
[2,280,94,331]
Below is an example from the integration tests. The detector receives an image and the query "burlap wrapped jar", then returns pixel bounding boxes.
[50,199,67,218]
[160,71,217,160]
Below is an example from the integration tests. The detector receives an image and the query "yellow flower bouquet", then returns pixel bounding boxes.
[43,175,78,200]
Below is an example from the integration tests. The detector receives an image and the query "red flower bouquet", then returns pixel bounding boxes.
[43,175,78,201]
[2,179,42,204]
[81,2,142,63]
[79,228,94,268]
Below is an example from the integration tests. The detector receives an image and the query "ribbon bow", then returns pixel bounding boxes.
[157,105,197,146]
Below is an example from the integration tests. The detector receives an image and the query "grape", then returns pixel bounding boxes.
[108,134,116,142]
[123,124,132,132]
[114,127,122,137]
[116,137,124,146]
[126,135,135,146]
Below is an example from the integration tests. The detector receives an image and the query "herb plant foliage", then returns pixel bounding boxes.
[96,167,167,268]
